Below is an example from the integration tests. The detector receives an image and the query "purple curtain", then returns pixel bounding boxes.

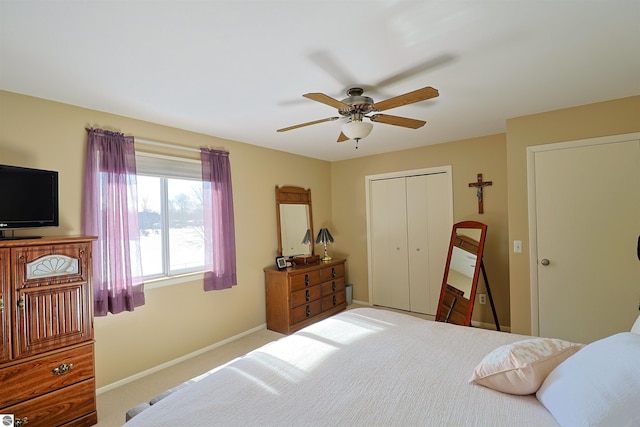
[200,148,237,291]
[83,128,145,316]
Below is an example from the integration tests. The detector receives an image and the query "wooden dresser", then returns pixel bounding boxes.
[265,258,346,334]
[0,236,97,427]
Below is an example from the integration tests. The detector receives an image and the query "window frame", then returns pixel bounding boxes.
[135,151,205,287]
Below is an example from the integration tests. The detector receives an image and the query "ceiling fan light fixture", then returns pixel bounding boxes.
[342,120,373,141]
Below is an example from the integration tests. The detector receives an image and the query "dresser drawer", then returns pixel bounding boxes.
[0,343,94,408]
[3,378,96,427]
[321,277,345,295]
[320,263,344,281]
[290,300,322,324]
[290,285,321,308]
[321,291,346,311]
[290,270,320,292]
[265,259,346,334]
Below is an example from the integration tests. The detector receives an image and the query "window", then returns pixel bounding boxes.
[136,153,204,280]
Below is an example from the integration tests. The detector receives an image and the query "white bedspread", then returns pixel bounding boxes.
[124,308,558,426]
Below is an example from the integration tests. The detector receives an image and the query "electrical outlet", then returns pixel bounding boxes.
[478,293,486,304]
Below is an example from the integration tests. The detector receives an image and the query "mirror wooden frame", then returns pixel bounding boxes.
[275,186,314,257]
[435,220,487,326]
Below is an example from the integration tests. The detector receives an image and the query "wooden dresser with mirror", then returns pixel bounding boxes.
[0,236,97,426]
[265,186,346,334]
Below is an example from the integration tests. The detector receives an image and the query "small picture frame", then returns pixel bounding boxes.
[275,256,287,270]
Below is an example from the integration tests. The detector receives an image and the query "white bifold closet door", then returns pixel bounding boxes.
[370,172,452,315]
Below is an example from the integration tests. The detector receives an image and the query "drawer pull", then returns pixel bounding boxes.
[18,295,25,310]
[332,281,336,291]
[15,417,28,427]
[53,363,74,376]
[331,267,336,278]
[305,290,310,302]
[305,305,311,317]
[333,295,337,305]
[304,274,309,286]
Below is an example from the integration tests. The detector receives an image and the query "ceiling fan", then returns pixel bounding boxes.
[277,86,439,144]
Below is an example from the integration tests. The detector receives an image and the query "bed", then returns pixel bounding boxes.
[123,308,640,427]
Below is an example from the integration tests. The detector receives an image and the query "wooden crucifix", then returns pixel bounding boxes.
[468,173,492,214]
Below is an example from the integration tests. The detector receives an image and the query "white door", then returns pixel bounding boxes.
[407,174,452,314]
[532,136,640,343]
[371,177,410,310]
[369,170,452,315]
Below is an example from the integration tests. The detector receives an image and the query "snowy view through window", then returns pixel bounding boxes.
[137,175,204,277]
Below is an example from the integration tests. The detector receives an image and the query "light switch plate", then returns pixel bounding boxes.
[514,240,522,253]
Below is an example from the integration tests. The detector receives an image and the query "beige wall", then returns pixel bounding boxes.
[506,95,640,335]
[2,89,638,388]
[0,90,332,387]
[331,134,510,327]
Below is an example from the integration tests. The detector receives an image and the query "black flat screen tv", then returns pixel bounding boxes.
[0,164,59,237]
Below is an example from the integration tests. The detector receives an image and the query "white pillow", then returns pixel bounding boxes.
[536,332,640,427]
[469,337,582,395]
[631,314,640,334]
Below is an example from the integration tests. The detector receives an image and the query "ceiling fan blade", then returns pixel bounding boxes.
[309,51,358,89]
[370,114,426,129]
[373,86,439,112]
[374,54,454,89]
[303,93,351,110]
[277,117,339,132]
[337,132,349,142]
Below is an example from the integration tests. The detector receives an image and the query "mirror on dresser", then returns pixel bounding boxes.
[268,186,347,334]
[275,186,314,257]
[435,221,491,327]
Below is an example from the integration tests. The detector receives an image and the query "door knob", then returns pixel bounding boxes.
[540,259,550,266]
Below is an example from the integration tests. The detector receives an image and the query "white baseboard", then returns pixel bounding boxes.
[96,323,267,395]
[472,320,511,332]
[350,299,370,306]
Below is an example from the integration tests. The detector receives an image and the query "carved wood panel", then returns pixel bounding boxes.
[12,242,92,357]
[14,243,88,288]
[0,248,10,363]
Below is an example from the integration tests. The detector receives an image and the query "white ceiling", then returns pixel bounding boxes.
[1,1,639,161]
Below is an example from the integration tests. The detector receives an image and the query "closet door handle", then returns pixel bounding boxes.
[637,235,640,261]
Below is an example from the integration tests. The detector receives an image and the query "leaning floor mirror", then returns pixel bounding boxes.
[435,220,498,328]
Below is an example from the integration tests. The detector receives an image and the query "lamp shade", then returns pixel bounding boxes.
[301,229,311,245]
[315,228,334,244]
[342,120,373,140]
